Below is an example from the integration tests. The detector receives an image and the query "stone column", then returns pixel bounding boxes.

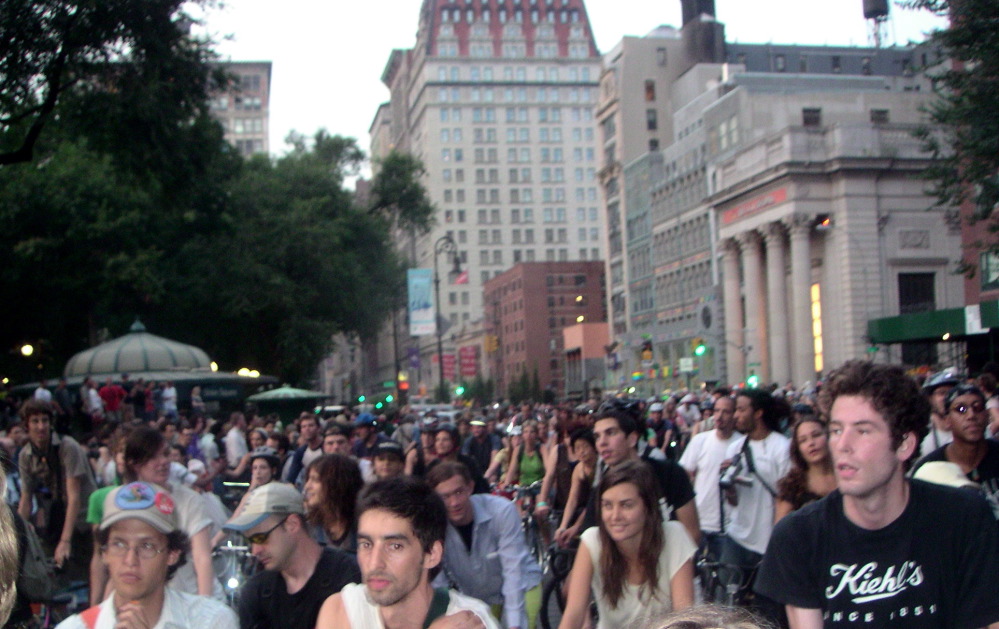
[764,222,790,385]
[789,214,815,386]
[720,238,745,384]
[737,231,768,383]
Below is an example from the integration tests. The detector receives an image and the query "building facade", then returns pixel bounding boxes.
[210,61,272,157]
[601,4,960,390]
[375,0,606,398]
[484,261,605,398]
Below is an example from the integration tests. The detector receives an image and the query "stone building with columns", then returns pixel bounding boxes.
[605,34,960,390]
[712,73,962,387]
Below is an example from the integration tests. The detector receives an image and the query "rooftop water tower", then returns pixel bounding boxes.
[864,0,890,47]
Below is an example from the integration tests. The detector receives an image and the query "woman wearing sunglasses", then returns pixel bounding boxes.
[912,383,999,496]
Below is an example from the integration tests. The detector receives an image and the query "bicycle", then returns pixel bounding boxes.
[213,537,258,608]
[511,481,546,566]
[694,546,757,607]
[539,541,575,629]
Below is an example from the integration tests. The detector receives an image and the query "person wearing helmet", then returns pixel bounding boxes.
[426,423,490,494]
[351,413,389,460]
[921,370,960,456]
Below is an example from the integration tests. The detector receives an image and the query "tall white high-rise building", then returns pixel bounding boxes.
[374,0,605,394]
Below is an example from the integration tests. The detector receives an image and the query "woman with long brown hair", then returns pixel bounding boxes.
[303,453,364,552]
[774,415,836,523]
[558,459,695,629]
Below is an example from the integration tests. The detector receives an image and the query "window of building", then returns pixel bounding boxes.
[870,109,890,124]
[644,80,656,102]
[802,108,822,127]
[646,109,658,131]
[831,56,842,73]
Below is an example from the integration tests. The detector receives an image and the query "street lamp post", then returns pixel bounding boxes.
[433,235,461,402]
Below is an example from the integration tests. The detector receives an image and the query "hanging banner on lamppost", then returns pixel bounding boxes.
[408,269,435,336]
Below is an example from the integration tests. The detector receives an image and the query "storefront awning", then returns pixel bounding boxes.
[867,301,999,344]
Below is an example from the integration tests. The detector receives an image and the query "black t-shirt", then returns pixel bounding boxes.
[238,547,361,629]
[914,438,999,519]
[755,480,999,628]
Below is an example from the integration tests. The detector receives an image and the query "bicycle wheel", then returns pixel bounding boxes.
[539,575,566,629]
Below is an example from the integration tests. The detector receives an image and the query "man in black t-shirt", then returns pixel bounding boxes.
[756,361,999,628]
[226,483,360,629]
[912,383,999,519]
[575,410,698,544]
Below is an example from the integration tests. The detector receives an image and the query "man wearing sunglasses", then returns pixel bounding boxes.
[225,482,360,629]
[913,383,999,518]
[56,481,237,629]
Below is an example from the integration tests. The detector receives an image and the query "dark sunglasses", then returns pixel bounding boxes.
[244,516,288,545]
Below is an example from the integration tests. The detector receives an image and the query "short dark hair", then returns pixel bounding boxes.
[323,424,349,438]
[569,427,595,450]
[18,399,53,423]
[424,460,472,489]
[818,360,929,464]
[593,410,638,436]
[357,477,447,578]
[736,389,782,433]
[268,432,290,454]
[123,426,166,482]
[96,526,189,580]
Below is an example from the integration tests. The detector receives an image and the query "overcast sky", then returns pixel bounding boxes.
[193,0,947,161]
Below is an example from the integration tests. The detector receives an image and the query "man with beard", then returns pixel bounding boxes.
[316,477,497,629]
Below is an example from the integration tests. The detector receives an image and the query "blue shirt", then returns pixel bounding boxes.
[435,493,542,628]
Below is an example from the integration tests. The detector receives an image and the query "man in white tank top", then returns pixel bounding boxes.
[315,477,498,629]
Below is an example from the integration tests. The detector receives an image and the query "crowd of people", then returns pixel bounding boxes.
[0,358,998,629]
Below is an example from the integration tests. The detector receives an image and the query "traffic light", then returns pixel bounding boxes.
[386,394,394,403]
[455,385,465,396]
[746,371,760,388]
[375,402,383,409]
[691,337,706,356]
[358,395,366,403]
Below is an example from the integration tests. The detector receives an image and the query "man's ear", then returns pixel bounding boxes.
[424,539,443,571]
[167,548,181,567]
[896,431,919,463]
[626,430,639,448]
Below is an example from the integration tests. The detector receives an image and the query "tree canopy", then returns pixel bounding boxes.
[904,0,999,223]
[0,0,223,166]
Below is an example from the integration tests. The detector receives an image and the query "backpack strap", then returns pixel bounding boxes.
[80,605,102,629]
[422,588,451,629]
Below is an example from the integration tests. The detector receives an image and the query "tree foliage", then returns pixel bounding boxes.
[0,0,224,167]
[368,151,436,235]
[154,132,408,386]
[903,0,999,222]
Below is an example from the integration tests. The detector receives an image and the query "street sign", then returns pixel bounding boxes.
[679,357,695,373]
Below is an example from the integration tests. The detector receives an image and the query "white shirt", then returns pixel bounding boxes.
[724,431,791,554]
[55,587,237,629]
[679,430,740,533]
[162,386,178,411]
[224,427,248,468]
[33,387,52,402]
[340,583,499,629]
[582,521,696,629]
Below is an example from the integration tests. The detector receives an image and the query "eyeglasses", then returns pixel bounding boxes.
[952,402,985,415]
[104,540,167,560]
[244,516,289,545]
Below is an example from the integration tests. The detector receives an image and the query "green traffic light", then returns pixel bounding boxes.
[455,386,465,396]
[375,402,383,409]
[694,344,706,357]
[358,395,366,402]
[386,394,394,403]
[746,374,759,388]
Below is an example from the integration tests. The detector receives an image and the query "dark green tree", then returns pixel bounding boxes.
[157,132,406,386]
[0,0,225,167]
[368,151,436,235]
[903,1,999,225]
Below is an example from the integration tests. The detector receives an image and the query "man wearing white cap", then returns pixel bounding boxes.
[57,481,237,629]
[226,482,360,629]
